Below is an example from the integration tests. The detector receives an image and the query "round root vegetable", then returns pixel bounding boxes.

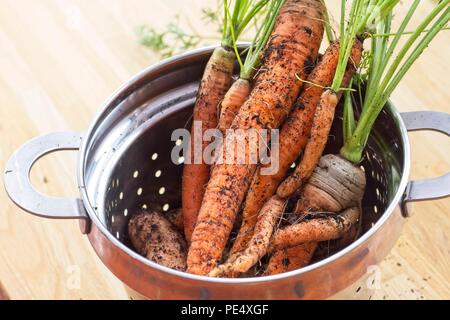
[231,39,362,255]
[128,211,187,271]
[218,78,252,133]
[182,47,236,242]
[269,206,360,252]
[187,0,325,276]
[294,183,343,215]
[209,195,286,277]
[307,155,366,208]
[265,242,317,275]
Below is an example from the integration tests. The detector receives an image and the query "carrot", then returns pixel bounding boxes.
[264,4,368,259]
[181,0,270,242]
[209,195,286,277]
[267,0,450,272]
[266,162,363,275]
[269,207,360,252]
[276,89,337,198]
[218,78,252,133]
[231,39,362,255]
[276,40,363,199]
[217,0,285,133]
[265,5,368,263]
[265,242,317,275]
[187,0,325,275]
[267,152,365,259]
[264,28,364,271]
[182,47,235,242]
[214,174,361,276]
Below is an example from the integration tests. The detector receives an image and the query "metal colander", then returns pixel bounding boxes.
[16,45,450,299]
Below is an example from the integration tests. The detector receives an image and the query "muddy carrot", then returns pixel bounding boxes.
[182,0,269,242]
[218,79,251,133]
[188,0,325,275]
[182,47,235,242]
[209,195,286,277]
[265,242,317,275]
[269,207,360,252]
[231,40,357,255]
[218,0,284,133]
[276,39,363,198]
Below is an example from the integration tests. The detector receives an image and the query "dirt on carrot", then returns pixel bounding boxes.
[230,41,353,255]
[209,195,286,277]
[265,242,317,275]
[182,47,235,242]
[218,78,252,133]
[269,207,360,252]
[187,0,326,275]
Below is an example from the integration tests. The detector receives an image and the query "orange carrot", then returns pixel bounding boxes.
[269,207,360,252]
[209,195,285,277]
[269,152,365,260]
[230,41,347,255]
[265,176,355,276]
[217,0,285,133]
[218,78,252,133]
[265,242,317,275]
[277,89,338,198]
[276,40,363,199]
[182,47,235,242]
[187,0,325,275]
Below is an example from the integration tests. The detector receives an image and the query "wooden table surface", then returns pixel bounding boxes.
[0,0,449,300]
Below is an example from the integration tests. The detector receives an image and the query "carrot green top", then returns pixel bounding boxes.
[221,0,271,50]
[238,0,285,80]
[340,0,450,163]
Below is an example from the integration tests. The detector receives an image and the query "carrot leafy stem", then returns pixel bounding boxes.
[221,0,271,50]
[341,0,450,163]
[343,78,356,144]
[239,0,285,80]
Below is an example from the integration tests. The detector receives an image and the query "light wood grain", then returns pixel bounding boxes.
[0,0,448,300]
[0,281,9,300]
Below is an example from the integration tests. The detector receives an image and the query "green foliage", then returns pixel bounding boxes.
[342,79,356,145]
[138,0,271,58]
[238,0,285,79]
[341,0,450,163]
[137,18,203,58]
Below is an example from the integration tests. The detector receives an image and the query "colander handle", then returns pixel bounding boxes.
[4,131,90,234]
[401,111,450,217]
